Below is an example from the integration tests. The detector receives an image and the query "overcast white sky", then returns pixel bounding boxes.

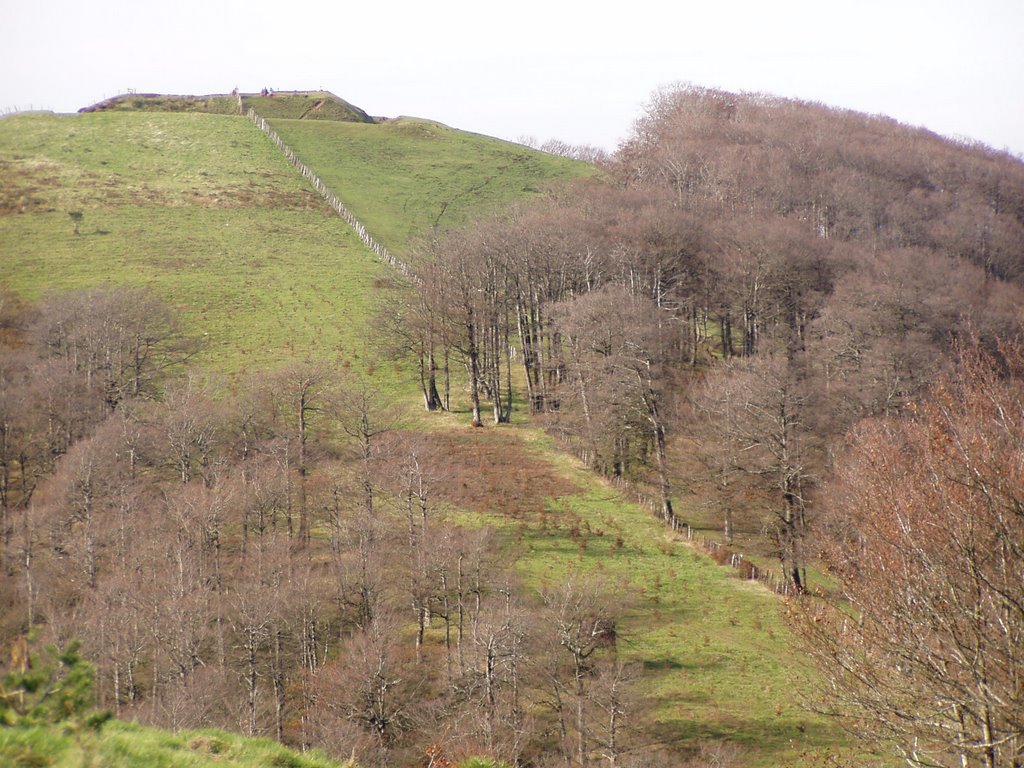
[3,0,1023,156]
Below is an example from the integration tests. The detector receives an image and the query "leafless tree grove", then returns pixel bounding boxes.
[401,84,1024,593]
[392,85,1024,764]
[0,287,639,767]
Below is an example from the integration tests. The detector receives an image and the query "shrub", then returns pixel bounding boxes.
[0,640,110,730]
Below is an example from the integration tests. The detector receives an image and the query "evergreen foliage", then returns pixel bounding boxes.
[0,640,110,730]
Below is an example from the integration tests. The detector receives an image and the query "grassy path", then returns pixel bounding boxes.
[475,424,847,766]
[250,115,854,764]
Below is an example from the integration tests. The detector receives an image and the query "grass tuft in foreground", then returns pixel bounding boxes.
[0,720,349,768]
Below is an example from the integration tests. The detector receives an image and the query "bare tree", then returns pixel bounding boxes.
[311,612,425,767]
[555,286,679,521]
[698,354,816,590]
[138,374,225,485]
[266,361,336,542]
[539,575,627,768]
[31,287,197,411]
[794,341,1024,767]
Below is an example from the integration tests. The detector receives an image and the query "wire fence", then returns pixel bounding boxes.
[570,442,796,596]
[244,104,413,279]
[681,525,797,597]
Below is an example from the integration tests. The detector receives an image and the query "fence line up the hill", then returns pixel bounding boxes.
[242,98,792,596]
[244,106,412,278]
[571,441,796,597]
[682,525,797,597]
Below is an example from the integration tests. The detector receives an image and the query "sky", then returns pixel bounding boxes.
[3,0,1023,157]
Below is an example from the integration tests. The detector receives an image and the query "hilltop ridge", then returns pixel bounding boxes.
[241,90,375,123]
[80,89,375,123]
[80,92,240,115]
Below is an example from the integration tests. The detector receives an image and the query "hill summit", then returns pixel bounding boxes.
[80,89,375,123]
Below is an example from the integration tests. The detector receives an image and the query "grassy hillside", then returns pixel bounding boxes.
[0,111,394,378]
[0,109,591,375]
[265,116,596,254]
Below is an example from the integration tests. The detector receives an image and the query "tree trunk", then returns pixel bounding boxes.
[297,394,309,544]
[721,309,733,359]
[641,366,675,524]
[426,346,443,410]
[466,311,483,427]
[443,342,451,411]
[273,630,285,741]
[516,297,539,411]
[575,659,588,767]
[418,347,430,410]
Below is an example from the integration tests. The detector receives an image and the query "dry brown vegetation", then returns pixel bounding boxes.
[381,430,580,519]
[794,342,1024,767]
[0,158,329,214]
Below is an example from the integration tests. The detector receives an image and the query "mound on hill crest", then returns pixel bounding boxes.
[80,92,241,115]
[242,90,375,123]
[80,90,375,124]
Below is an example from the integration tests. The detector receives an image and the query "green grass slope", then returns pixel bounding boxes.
[0,720,347,768]
[265,116,596,254]
[0,111,390,376]
[0,107,590,374]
